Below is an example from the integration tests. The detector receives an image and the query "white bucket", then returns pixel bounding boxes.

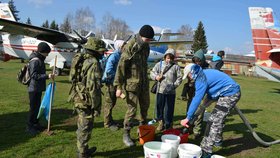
[211,155,226,158]
[143,141,172,158]
[161,134,181,158]
[178,143,202,158]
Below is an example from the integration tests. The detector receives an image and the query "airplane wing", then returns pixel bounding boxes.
[0,18,80,45]
[150,40,193,45]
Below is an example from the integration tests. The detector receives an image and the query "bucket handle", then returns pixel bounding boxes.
[138,130,151,139]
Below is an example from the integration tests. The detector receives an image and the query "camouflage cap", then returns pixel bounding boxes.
[84,37,107,52]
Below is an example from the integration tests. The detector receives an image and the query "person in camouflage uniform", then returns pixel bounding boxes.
[181,63,241,158]
[68,37,107,158]
[114,25,154,147]
[101,40,125,131]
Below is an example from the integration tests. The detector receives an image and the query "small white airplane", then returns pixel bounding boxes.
[0,3,85,74]
[0,3,192,73]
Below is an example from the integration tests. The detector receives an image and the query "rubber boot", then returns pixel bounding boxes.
[123,130,135,147]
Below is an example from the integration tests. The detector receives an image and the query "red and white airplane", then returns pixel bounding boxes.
[249,7,280,82]
[0,3,192,73]
[0,3,86,74]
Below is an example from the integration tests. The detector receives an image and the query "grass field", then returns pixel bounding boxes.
[0,59,279,158]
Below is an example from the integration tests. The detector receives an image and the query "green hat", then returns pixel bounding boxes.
[84,37,107,52]
[193,49,206,62]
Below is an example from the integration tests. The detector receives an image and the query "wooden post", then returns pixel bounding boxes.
[46,56,57,135]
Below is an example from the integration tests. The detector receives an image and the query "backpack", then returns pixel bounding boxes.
[69,53,86,83]
[17,57,39,85]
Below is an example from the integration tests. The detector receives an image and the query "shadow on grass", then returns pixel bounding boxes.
[0,108,76,152]
[95,145,144,158]
[171,108,276,157]
[270,88,280,94]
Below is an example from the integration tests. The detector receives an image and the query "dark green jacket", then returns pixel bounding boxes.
[114,34,150,92]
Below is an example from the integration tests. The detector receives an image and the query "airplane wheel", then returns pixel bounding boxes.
[54,68,62,76]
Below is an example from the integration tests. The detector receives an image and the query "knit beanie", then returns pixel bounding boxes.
[193,49,206,62]
[37,42,51,53]
[139,25,155,39]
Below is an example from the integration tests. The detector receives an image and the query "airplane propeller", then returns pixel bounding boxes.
[73,30,88,44]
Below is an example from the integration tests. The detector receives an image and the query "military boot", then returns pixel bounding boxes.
[156,120,164,131]
[123,130,135,147]
[77,147,96,158]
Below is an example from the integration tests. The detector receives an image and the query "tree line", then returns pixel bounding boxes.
[2,0,208,53]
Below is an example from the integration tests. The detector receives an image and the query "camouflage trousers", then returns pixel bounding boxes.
[123,91,150,130]
[76,107,94,155]
[104,84,117,127]
[201,92,241,153]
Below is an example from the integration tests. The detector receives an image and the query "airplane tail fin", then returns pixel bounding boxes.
[0,3,16,21]
[248,7,280,61]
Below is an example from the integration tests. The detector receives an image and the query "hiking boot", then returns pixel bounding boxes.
[26,126,39,136]
[33,123,46,131]
[108,124,119,131]
[214,140,223,149]
[194,133,202,140]
[123,131,135,147]
[201,150,211,158]
[139,120,147,126]
[77,147,96,158]
[156,120,164,131]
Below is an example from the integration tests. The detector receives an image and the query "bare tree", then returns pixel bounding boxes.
[101,13,133,40]
[73,7,95,36]
[177,24,193,40]
[177,24,194,51]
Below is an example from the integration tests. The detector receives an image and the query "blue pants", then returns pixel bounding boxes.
[156,93,175,129]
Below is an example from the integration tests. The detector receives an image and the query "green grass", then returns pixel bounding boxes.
[0,59,280,158]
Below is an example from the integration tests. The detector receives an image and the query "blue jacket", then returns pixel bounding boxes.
[101,50,121,84]
[187,68,240,120]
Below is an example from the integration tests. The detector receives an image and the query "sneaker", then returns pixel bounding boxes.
[201,150,211,158]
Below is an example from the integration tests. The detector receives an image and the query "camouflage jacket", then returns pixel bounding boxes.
[69,53,102,109]
[113,34,150,92]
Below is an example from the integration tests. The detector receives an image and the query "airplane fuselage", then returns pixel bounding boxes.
[0,34,78,68]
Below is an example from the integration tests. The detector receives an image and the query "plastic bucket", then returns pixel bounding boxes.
[163,129,189,144]
[138,125,156,145]
[143,141,172,158]
[178,143,202,158]
[161,134,181,158]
